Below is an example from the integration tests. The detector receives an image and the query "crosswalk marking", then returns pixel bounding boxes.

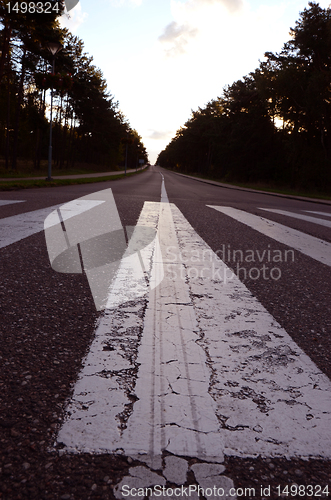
[305,210,331,218]
[207,206,331,267]
[56,201,160,457]
[119,200,223,467]
[56,193,331,462]
[0,201,106,250]
[259,207,331,228]
[56,199,224,467]
[170,204,331,460]
[0,200,25,206]
[0,205,61,249]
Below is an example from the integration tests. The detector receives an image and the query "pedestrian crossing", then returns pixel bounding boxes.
[1,195,330,465]
[50,189,331,463]
[0,204,61,249]
[258,207,331,228]
[0,200,106,250]
[207,206,331,267]
[306,210,331,217]
[1,201,330,253]
[0,199,25,206]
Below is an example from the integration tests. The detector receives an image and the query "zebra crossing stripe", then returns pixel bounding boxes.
[0,206,61,249]
[0,200,25,206]
[0,201,105,249]
[258,207,331,228]
[207,206,331,267]
[305,210,331,218]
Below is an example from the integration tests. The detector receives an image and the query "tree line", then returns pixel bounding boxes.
[0,0,148,172]
[157,2,331,193]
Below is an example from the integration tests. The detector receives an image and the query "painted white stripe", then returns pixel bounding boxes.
[174,205,331,459]
[56,201,163,459]
[160,173,169,203]
[259,207,331,228]
[0,200,25,206]
[208,206,331,267]
[44,199,105,230]
[0,205,61,249]
[104,204,164,310]
[0,201,106,249]
[120,200,223,467]
[57,199,223,467]
[57,198,331,461]
[305,210,331,218]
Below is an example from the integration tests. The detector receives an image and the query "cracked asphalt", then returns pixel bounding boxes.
[0,166,330,499]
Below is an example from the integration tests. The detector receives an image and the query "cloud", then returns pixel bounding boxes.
[60,3,88,32]
[158,21,198,56]
[158,0,245,57]
[148,131,173,140]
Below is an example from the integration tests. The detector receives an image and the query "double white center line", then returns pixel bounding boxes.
[119,195,223,468]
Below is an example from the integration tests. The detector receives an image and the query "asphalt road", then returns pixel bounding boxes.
[0,165,330,499]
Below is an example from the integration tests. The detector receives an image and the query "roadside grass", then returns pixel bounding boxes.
[0,169,145,191]
[174,171,331,201]
[0,159,124,179]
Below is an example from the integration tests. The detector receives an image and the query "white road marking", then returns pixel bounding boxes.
[57,195,331,462]
[208,206,331,267]
[160,173,169,203]
[44,189,162,311]
[0,201,106,250]
[57,187,224,466]
[119,200,223,467]
[258,207,331,228]
[168,205,331,459]
[0,205,61,249]
[0,200,25,206]
[56,201,163,458]
[305,210,331,217]
[44,199,105,231]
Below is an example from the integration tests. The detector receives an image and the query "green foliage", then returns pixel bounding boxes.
[157,1,331,193]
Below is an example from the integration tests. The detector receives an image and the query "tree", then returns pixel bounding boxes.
[0,9,148,172]
[0,0,65,168]
[158,2,331,192]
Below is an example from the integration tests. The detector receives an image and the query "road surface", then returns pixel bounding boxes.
[0,166,330,499]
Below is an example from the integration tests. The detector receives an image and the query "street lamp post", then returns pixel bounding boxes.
[46,41,62,181]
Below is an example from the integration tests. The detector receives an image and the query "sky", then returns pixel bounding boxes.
[60,0,331,164]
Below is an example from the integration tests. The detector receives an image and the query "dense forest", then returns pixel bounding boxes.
[157,2,331,194]
[0,0,148,173]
